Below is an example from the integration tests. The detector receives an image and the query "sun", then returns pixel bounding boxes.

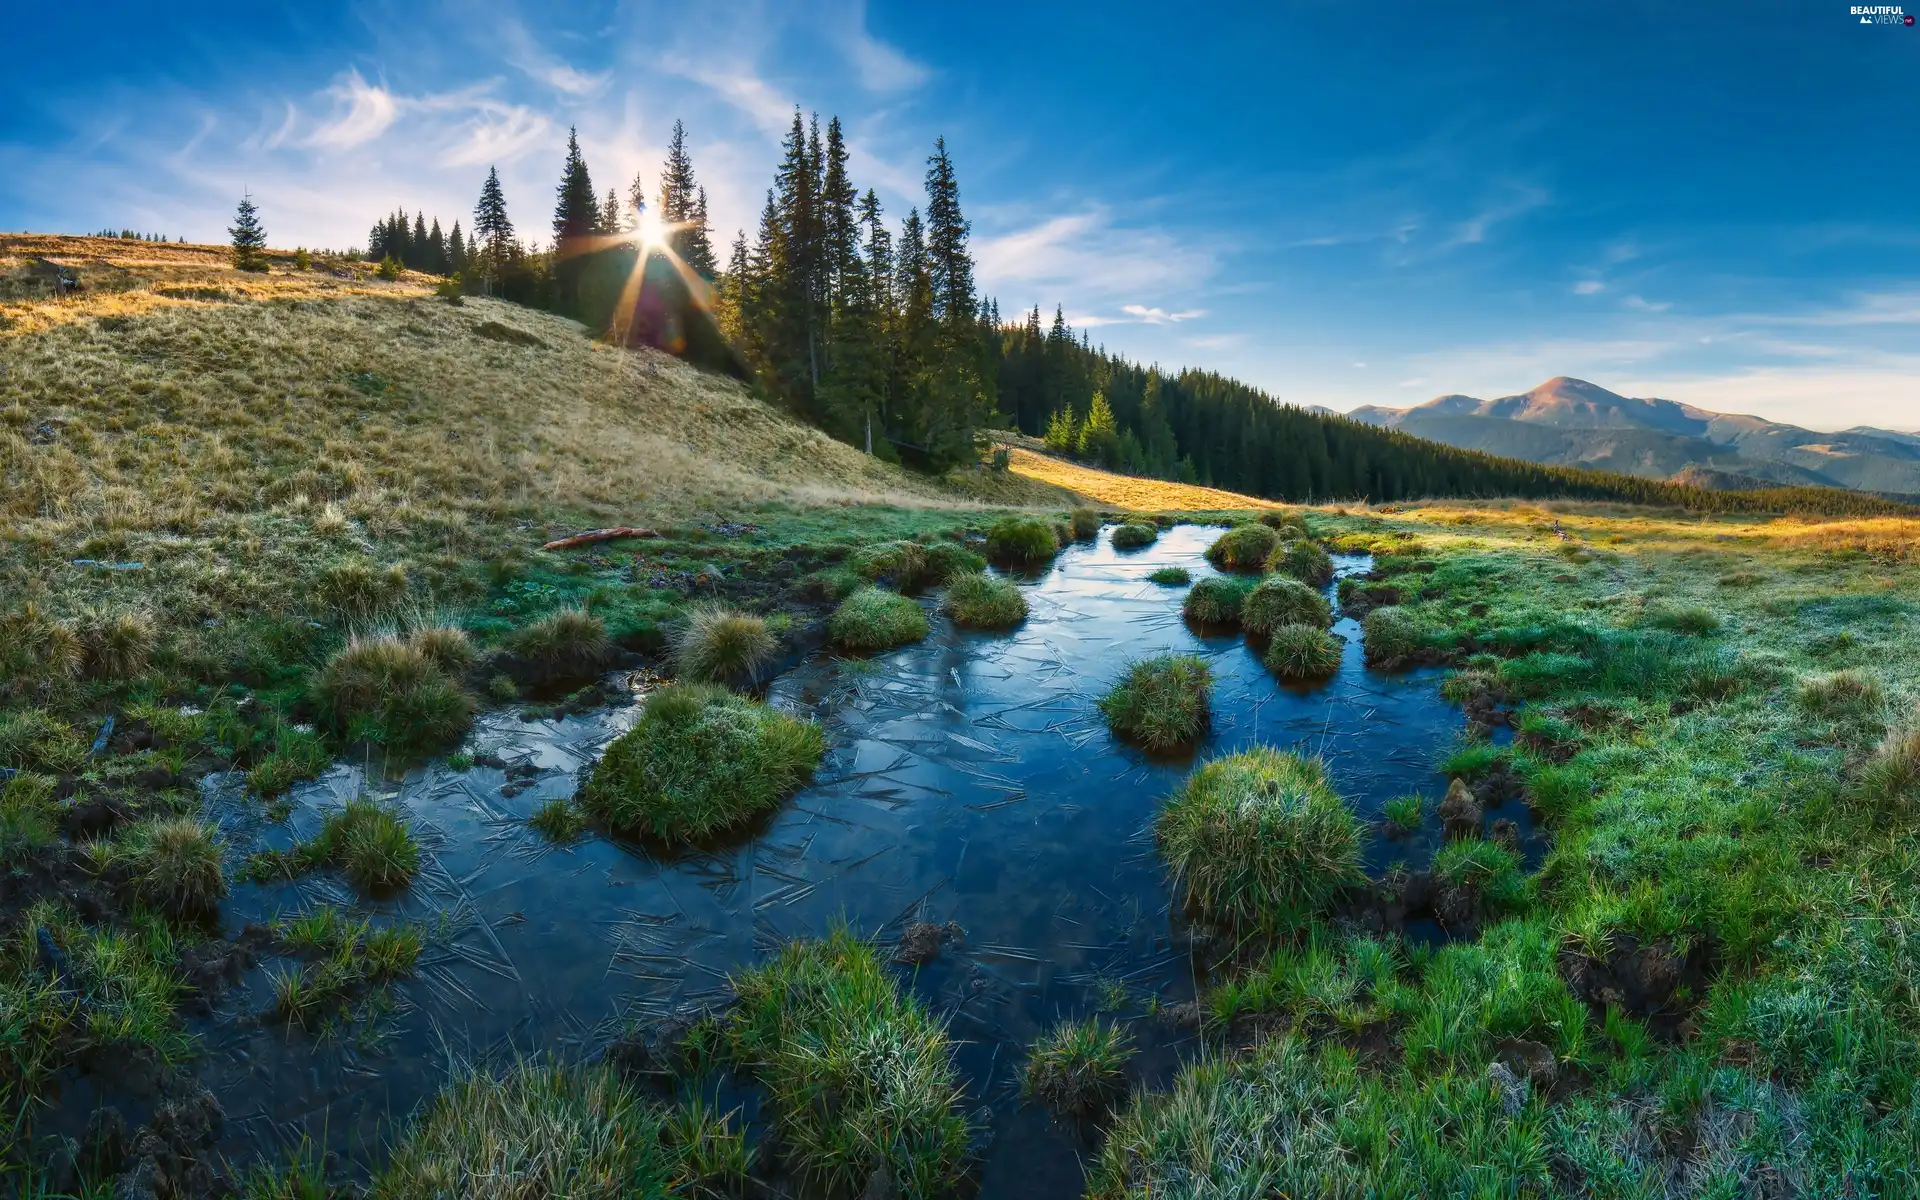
[633,202,667,254]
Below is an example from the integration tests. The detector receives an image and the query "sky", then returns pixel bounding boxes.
[3,1,1916,430]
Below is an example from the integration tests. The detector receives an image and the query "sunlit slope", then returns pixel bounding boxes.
[1003,446,1279,511]
[0,235,1066,609]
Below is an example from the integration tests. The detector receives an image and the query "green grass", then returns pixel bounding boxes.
[1263,624,1342,681]
[246,796,422,894]
[670,604,776,683]
[986,516,1061,565]
[313,634,474,753]
[1182,576,1254,626]
[1361,605,1429,667]
[527,797,588,842]
[1241,575,1332,635]
[1110,522,1159,550]
[577,682,824,841]
[1155,748,1360,932]
[1069,507,1102,540]
[1023,1018,1135,1115]
[245,723,332,796]
[1796,669,1884,722]
[1643,601,1722,635]
[726,929,969,1197]
[97,817,228,920]
[1099,654,1212,753]
[374,1059,746,1199]
[1147,566,1190,585]
[0,771,58,865]
[1204,523,1281,572]
[1382,792,1423,833]
[829,587,929,651]
[1267,537,1333,586]
[942,572,1028,630]
[270,905,424,1026]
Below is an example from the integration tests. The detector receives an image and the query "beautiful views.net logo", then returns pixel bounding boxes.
[1850,4,1915,23]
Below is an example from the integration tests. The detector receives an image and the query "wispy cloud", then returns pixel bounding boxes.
[974,205,1216,306]
[1624,294,1671,312]
[663,58,795,140]
[839,1,930,90]
[1121,304,1205,325]
[1573,279,1604,295]
[306,69,399,149]
[1440,184,1550,249]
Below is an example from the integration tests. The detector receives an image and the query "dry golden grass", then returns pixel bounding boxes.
[1004,446,1280,512]
[0,235,1066,621]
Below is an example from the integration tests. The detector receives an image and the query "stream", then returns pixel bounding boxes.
[187,523,1480,1195]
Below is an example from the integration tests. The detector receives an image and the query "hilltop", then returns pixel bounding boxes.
[1349,376,1920,494]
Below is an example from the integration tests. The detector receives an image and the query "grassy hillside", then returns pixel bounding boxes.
[0,235,1064,624]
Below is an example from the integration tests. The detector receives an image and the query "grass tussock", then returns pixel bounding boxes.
[1024,1018,1134,1116]
[942,572,1028,630]
[375,1059,746,1199]
[1797,669,1884,722]
[1110,522,1159,550]
[830,588,928,651]
[77,606,157,679]
[1362,606,1428,667]
[726,930,969,1197]
[671,604,776,683]
[1069,507,1102,540]
[100,817,227,919]
[271,906,424,1025]
[1267,537,1334,587]
[1264,624,1343,681]
[510,607,610,675]
[409,624,476,675]
[1147,566,1190,586]
[986,516,1061,565]
[578,682,823,841]
[527,797,589,842]
[1858,718,1920,813]
[0,771,58,864]
[1182,576,1254,626]
[313,633,474,753]
[247,796,422,893]
[1241,576,1332,635]
[1205,523,1281,572]
[1156,747,1359,931]
[1099,654,1212,753]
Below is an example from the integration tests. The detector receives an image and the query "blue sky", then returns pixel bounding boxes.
[4,1,1916,428]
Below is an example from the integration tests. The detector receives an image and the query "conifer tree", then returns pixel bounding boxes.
[473,167,515,293]
[427,217,447,275]
[411,212,429,270]
[229,192,267,271]
[447,221,467,276]
[659,120,717,279]
[551,127,600,315]
[599,187,623,235]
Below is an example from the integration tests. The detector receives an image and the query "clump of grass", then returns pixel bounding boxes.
[1183,576,1254,626]
[409,624,477,675]
[270,905,425,1023]
[1110,522,1158,550]
[246,723,332,796]
[1242,576,1332,635]
[1147,566,1190,585]
[921,540,987,584]
[1644,602,1721,635]
[1099,654,1212,752]
[1264,624,1342,681]
[1155,747,1360,931]
[1440,741,1509,780]
[1069,507,1102,540]
[0,708,90,774]
[528,798,587,842]
[671,604,776,683]
[77,606,156,678]
[830,588,928,651]
[1267,538,1334,587]
[1383,792,1423,833]
[103,817,228,920]
[377,1059,746,1199]
[986,516,1060,565]
[0,771,58,865]
[0,602,84,683]
[313,634,474,752]
[249,797,422,893]
[942,572,1027,630]
[316,559,409,619]
[1797,670,1884,721]
[1259,510,1311,534]
[1859,719,1920,813]
[511,607,610,675]
[1362,606,1428,667]
[1024,1018,1135,1115]
[851,540,929,588]
[1204,523,1280,572]
[727,930,969,1196]
[579,682,824,841]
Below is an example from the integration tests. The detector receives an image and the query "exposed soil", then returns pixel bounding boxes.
[1558,934,1715,1038]
[894,920,965,966]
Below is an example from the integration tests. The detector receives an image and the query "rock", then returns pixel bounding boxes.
[1490,818,1521,851]
[1486,1059,1529,1116]
[1433,880,1480,928]
[894,921,964,965]
[1495,1038,1559,1094]
[1438,777,1483,840]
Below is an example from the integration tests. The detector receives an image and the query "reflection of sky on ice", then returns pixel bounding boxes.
[200,524,1467,1196]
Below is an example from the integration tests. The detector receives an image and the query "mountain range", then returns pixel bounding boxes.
[1344,377,1920,495]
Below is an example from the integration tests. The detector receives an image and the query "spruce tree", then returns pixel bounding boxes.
[552,127,600,314]
[473,167,515,293]
[229,192,268,271]
[599,187,623,235]
[923,138,975,327]
[411,212,429,270]
[447,221,466,276]
[427,217,447,275]
[659,120,718,278]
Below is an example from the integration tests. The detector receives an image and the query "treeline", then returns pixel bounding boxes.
[366,211,471,277]
[92,230,186,242]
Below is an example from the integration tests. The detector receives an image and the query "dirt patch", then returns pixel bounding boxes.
[1559,934,1714,1038]
[176,923,273,1017]
[474,319,545,348]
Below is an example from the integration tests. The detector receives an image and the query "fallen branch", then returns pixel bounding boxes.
[540,526,659,551]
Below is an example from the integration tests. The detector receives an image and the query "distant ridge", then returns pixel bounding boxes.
[1347,377,1920,494]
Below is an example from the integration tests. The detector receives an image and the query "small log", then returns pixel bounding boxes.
[540,526,659,551]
